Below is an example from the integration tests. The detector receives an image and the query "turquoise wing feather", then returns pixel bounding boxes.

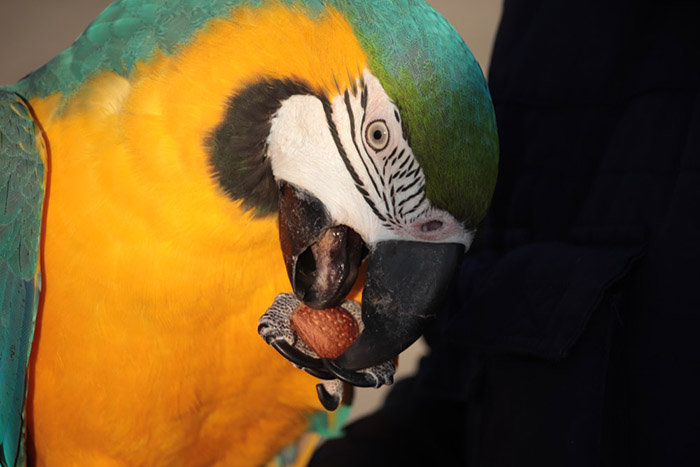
[0,90,45,467]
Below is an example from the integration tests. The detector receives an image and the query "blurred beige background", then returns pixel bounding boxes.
[0,0,502,422]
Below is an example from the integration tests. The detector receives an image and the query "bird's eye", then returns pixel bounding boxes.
[365,120,390,151]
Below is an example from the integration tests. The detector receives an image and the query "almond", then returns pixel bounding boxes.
[291,303,359,359]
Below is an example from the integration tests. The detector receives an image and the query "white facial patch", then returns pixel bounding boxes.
[266,70,473,248]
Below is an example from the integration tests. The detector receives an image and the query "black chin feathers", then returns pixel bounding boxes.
[207,78,315,216]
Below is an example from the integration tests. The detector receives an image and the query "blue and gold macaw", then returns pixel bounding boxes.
[0,0,497,465]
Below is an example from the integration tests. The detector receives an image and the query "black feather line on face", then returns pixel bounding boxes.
[382,147,398,177]
[323,95,387,223]
[397,152,411,171]
[321,98,366,191]
[398,183,423,207]
[344,91,384,202]
[207,79,315,217]
[397,176,421,195]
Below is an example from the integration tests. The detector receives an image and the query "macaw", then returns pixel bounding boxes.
[0,0,498,465]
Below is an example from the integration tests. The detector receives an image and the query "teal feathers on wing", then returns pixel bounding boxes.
[0,91,45,467]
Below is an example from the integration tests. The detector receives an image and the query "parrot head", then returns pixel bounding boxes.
[206,1,498,377]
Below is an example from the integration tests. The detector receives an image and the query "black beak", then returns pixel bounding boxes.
[278,182,464,371]
[333,240,463,370]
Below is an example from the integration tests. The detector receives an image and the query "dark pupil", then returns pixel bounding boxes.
[373,129,383,141]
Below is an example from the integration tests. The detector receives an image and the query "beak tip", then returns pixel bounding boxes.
[333,240,463,371]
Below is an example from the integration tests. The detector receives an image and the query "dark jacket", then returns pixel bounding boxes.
[311,1,700,465]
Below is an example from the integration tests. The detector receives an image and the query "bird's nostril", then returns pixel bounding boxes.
[420,220,443,232]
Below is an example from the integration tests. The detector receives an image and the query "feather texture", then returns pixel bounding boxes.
[0,91,45,467]
[10,0,497,225]
[1,1,498,464]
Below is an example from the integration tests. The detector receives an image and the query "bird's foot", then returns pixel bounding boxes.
[259,293,396,408]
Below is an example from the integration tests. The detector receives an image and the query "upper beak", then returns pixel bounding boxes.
[333,240,463,370]
[278,182,464,371]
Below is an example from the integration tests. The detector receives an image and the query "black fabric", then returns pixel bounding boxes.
[311,1,700,466]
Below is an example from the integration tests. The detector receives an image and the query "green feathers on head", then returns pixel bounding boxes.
[335,0,499,228]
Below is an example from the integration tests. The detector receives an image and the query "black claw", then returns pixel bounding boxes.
[316,384,340,411]
[258,324,281,345]
[270,340,324,369]
[322,359,378,388]
[342,383,355,406]
[304,367,336,380]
